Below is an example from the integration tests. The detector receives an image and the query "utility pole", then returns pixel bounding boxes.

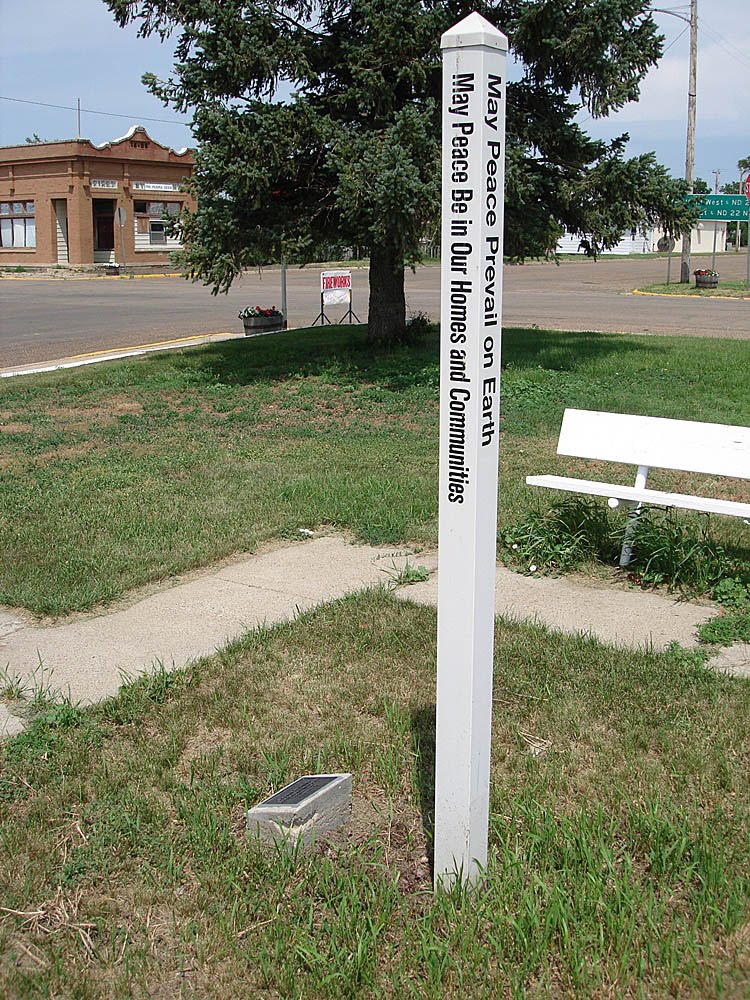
[680,0,698,283]
[710,168,720,270]
[280,249,288,329]
[739,164,746,253]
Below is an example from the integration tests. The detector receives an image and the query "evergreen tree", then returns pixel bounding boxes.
[107,0,694,343]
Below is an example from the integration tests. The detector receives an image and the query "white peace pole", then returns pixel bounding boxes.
[434,12,507,890]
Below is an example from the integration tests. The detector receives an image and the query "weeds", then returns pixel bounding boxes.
[504,500,748,599]
[502,497,618,573]
[0,668,25,703]
[387,560,430,587]
[712,576,750,609]
[0,659,60,717]
[627,508,739,592]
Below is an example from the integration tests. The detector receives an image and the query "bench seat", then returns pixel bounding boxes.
[526,408,750,567]
[526,475,750,519]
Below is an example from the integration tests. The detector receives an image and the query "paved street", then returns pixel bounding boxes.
[411,254,750,341]
[1,254,748,369]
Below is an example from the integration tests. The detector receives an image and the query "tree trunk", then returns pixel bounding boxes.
[367,243,406,345]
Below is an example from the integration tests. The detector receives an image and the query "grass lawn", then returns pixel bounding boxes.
[1,324,748,616]
[1,325,750,995]
[1,591,749,997]
[638,281,750,298]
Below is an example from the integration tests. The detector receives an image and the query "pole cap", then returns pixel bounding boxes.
[441,12,508,52]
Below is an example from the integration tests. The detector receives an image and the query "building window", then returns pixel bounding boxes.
[0,201,36,248]
[134,200,182,245]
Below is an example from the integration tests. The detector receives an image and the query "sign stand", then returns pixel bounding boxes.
[338,292,360,325]
[434,12,507,891]
[311,293,333,326]
[312,269,356,325]
[114,205,128,276]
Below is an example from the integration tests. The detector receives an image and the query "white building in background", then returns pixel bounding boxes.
[557,221,728,255]
[677,221,728,255]
[556,230,651,255]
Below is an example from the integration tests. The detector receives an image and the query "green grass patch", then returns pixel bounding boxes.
[1,591,748,996]
[699,609,750,646]
[639,281,750,298]
[1,324,749,615]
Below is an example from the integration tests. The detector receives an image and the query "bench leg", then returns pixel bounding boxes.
[618,465,649,569]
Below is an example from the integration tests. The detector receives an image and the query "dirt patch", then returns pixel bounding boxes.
[44,398,144,432]
[252,398,427,434]
[175,726,234,781]
[36,442,98,463]
[0,423,33,434]
[325,790,432,895]
[112,401,144,416]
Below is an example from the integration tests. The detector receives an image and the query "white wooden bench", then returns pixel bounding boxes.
[526,408,750,567]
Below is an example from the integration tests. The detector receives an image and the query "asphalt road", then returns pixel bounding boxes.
[1,254,748,369]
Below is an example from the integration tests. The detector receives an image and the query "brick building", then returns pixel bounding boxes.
[0,126,195,267]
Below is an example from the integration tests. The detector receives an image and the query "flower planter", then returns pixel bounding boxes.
[694,274,718,289]
[242,315,285,336]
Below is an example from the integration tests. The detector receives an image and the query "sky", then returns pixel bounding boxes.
[1,0,748,187]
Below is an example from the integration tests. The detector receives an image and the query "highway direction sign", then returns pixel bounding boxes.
[687,194,749,221]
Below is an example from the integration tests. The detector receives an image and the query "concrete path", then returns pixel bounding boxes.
[0,535,746,740]
[401,563,719,652]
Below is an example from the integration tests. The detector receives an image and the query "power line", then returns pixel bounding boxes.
[662,24,689,53]
[0,95,190,128]
[697,19,750,71]
[574,22,689,127]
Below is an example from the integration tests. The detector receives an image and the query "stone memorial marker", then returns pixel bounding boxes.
[247,773,352,850]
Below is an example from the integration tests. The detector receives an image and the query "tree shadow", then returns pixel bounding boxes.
[167,324,439,390]
[502,326,664,373]
[162,323,667,393]
[410,703,436,874]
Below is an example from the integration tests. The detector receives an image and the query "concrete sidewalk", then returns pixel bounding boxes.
[0,331,243,380]
[1,535,746,740]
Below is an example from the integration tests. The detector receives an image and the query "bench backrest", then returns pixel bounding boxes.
[557,409,750,480]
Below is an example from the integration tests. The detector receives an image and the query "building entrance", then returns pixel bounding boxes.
[53,200,69,263]
[93,199,115,262]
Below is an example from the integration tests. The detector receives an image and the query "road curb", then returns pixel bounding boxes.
[0,272,184,282]
[0,331,242,379]
[632,288,749,301]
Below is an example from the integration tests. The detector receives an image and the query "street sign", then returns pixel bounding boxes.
[435,11,507,891]
[113,207,127,270]
[745,176,750,203]
[687,194,749,222]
